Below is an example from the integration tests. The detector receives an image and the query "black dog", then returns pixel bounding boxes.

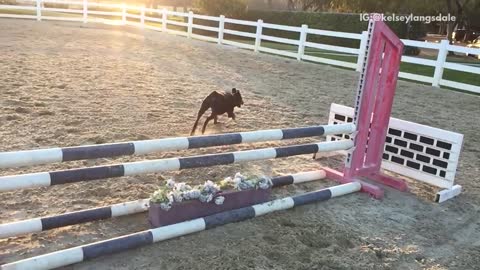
[190,88,244,135]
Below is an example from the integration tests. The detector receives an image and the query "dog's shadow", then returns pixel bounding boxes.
[198,119,236,135]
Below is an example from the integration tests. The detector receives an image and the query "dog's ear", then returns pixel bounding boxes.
[232,88,237,94]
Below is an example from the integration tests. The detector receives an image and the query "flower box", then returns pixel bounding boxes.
[148,188,271,228]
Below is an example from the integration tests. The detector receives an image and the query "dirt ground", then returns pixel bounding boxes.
[0,19,479,270]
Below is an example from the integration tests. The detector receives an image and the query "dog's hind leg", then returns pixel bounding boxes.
[190,101,210,136]
[201,114,216,134]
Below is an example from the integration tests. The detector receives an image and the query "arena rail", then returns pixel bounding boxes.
[0,140,353,192]
[0,170,326,239]
[0,123,354,169]
[0,0,479,94]
[0,183,361,270]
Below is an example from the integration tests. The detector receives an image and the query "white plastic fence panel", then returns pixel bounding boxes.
[166,29,188,37]
[218,15,224,44]
[304,41,359,54]
[261,34,299,46]
[191,34,217,43]
[443,62,480,74]
[439,80,480,94]
[0,14,37,19]
[307,28,362,39]
[192,13,219,21]
[88,10,122,16]
[87,2,122,8]
[42,16,83,21]
[42,0,83,5]
[402,56,436,66]
[192,24,218,32]
[165,19,187,27]
[401,39,440,50]
[0,5,36,10]
[398,72,434,84]
[223,29,256,39]
[447,44,480,55]
[297,24,308,61]
[258,46,298,58]
[144,16,162,23]
[222,39,255,50]
[302,55,358,69]
[262,22,301,32]
[126,13,141,19]
[224,18,257,27]
[165,10,187,17]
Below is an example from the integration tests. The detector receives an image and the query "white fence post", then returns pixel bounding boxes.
[218,15,225,45]
[36,0,41,21]
[121,3,126,25]
[187,11,193,38]
[254,19,263,53]
[297,24,308,61]
[432,40,449,87]
[162,8,167,32]
[356,31,368,72]
[140,6,145,26]
[82,0,87,23]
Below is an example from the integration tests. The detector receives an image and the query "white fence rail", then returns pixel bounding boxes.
[1,0,479,94]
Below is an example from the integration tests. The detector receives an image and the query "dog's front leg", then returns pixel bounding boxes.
[227,111,236,121]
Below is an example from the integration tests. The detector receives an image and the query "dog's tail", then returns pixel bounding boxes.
[190,100,210,136]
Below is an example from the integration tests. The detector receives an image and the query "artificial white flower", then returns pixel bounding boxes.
[199,193,213,203]
[188,190,201,199]
[175,182,191,192]
[214,196,225,205]
[160,202,172,211]
[258,176,273,189]
[152,172,272,211]
[166,179,176,188]
[170,191,183,203]
[234,172,245,180]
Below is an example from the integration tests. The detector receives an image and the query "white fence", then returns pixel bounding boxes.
[1,0,479,94]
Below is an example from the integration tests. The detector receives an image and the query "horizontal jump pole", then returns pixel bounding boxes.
[0,182,361,270]
[0,140,353,192]
[0,123,355,169]
[0,170,326,239]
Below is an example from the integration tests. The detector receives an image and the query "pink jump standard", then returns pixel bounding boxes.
[326,19,408,199]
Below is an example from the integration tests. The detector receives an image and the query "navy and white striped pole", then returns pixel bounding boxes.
[0,170,326,239]
[0,140,353,192]
[0,182,361,270]
[0,124,355,169]
[0,199,150,239]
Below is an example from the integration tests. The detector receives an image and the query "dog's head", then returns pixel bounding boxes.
[232,88,244,108]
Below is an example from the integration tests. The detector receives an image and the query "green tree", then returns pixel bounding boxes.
[195,0,247,17]
[288,0,479,40]
[444,0,476,45]
[464,1,480,39]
